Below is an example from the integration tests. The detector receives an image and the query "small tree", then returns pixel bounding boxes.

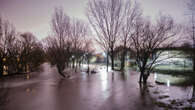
[46,36,68,77]
[19,32,41,72]
[130,15,179,84]
[0,16,16,76]
[28,42,45,72]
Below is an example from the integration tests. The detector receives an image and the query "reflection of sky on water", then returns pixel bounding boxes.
[154,73,157,80]
[98,66,111,99]
[167,80,170,87]
[99,66,109,91]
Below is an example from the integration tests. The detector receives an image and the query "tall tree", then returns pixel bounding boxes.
[87,0,125,70]
[83,38,94,73]
[19,32,44,72]
[46,7,71,77]
[46,7,91,77]
[186,0,195,99]
[186,0,195,71]
[0,16,16,76]
[19,32,38,72]
[70,19,89,69]
[119,1,141,71]
[130,15,179,84]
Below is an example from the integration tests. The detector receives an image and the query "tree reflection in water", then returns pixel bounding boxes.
[120,72,126,81]
[192,80,195,99]
[138,83,157,109]
[139,83,148,97]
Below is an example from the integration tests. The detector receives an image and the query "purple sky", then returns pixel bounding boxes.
[0,0,187,40]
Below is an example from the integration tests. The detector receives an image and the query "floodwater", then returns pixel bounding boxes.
[0,63,194,110]
[154,72,193,99]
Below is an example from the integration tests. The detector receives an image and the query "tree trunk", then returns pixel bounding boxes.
[143,70,150,84]
[106,53,109,72]
[17,63,22,73]
[111,56,114,70]
[143,74,148,84]
[120,49,126,71]
[79,61,81,68]
[193,45,195,71]
[57,64,65,78]
[111,51,114,70]
[193,57,195,71]
[75,60,78,72]
[120,56,125,71]
[193,84,195,99]
[72,60,75,68]
[139,69,149,84]
[0,59,3,77]
[139,71,143,83]
[87,59,90,74]
[0,64,3,77]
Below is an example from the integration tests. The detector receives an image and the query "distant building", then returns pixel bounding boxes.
[113,45,194,71]
[154,47,194,71]
[113,46,136,68]
[94,53,106,63]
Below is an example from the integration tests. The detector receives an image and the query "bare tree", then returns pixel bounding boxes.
[17,32,39,72]
[185,0,195,99]
[46,7,91,77]
[28,43,45,71]
[130,15,179,84]
[0,16,16,76]
[83,38,94,73]
[46,36,67,77]
[19,32,44,72]
[0,16,44,75]
[186,0,195,71]
[87,0,126,70]
[119,1,141,71]
[45,7,71,77]
[70,19,90,70]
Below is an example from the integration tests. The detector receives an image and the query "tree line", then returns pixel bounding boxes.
[0,7,94,78]
[0,0,194,85]
[0,17,45,76]
[87,0,195,84]
[44,7,94,77]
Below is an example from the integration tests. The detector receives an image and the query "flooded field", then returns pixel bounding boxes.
[0,63,194,110]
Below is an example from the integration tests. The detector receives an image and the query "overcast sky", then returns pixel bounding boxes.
[0,0,188,40]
